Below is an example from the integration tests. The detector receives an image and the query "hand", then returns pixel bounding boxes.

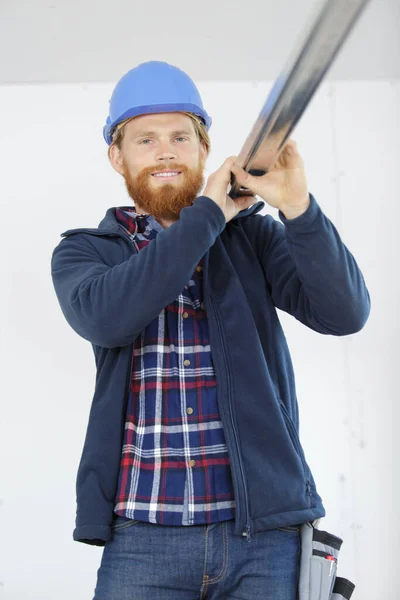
[230,139,310,219]
[203,156,256,224]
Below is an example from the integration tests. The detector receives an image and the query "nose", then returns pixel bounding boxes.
[155,139,177,162]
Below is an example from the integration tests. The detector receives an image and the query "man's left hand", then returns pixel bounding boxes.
[231,139,310,220]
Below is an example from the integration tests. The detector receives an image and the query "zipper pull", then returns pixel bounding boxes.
[242,525,251,542]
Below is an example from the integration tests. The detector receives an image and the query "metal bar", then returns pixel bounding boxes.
[229,0,371,199]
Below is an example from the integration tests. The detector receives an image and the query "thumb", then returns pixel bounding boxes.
[218,155,239,185]
[231,163,262,196]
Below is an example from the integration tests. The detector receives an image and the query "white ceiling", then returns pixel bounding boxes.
[1,0,399,84]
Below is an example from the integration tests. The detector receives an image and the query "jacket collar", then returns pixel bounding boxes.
[97,198,265,231]
[61,198,265,237]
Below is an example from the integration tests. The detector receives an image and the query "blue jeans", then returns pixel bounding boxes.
[93,516,300,599]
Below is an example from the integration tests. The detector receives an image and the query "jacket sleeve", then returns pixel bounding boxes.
[51,196,225,348]
[243,194,370,335]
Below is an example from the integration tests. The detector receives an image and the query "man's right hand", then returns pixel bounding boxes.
[202,156,256,223]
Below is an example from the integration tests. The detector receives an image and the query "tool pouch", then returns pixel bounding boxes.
[331,577,355,599]
[298,522,355,600]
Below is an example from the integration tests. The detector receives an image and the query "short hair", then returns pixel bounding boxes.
[107,112,211,160]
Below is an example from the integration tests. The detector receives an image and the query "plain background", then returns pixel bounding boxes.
[1,1,399,599]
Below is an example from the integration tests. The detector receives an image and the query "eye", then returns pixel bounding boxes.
[175,137,187,142]
[139,139,152,145]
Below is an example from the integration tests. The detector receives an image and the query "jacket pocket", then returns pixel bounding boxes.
[279,399,308,478]
[309,555,337,599]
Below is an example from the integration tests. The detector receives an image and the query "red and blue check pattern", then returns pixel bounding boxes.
[112,207,236,526]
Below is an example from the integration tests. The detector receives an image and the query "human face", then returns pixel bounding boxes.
[110,112,207,223]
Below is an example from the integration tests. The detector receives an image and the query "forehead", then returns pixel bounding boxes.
[125,112,195,135]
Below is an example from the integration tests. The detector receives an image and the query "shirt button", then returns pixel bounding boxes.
[183,311,189,319]
[187,407,194,415]
[183,359,191,367]
[196,265,203,273]
[200,302,205,311]
[189,459,196,467]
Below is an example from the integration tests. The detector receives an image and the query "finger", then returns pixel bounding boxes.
[230,164,260,196]
[212,156,239,187]
[284,138,297,151]
[273,139,303,170]
[215,156,238,172]
[230,163,248,183]
[283,139,302,160]
[208,156,237,186]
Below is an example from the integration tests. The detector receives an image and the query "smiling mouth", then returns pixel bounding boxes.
[151,171,182,179]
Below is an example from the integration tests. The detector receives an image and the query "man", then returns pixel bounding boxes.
[51,61,370,599]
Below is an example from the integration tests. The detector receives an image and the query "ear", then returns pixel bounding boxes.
[108,144,125,176]
[199,140,208,165]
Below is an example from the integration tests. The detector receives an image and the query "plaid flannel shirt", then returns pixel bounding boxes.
[112,206,236,526]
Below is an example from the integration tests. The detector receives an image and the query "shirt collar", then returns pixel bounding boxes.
[115,206,163,237]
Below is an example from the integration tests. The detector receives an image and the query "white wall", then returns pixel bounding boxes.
[1,0,399,82]
[1,80,399,599]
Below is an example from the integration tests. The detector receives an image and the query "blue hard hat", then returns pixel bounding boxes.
[103,61,212,145]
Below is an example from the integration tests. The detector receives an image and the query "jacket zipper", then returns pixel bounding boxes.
[118,229,254,532]
[210,293,251,541]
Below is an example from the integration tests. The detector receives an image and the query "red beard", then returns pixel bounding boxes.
[123,158,205,222]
